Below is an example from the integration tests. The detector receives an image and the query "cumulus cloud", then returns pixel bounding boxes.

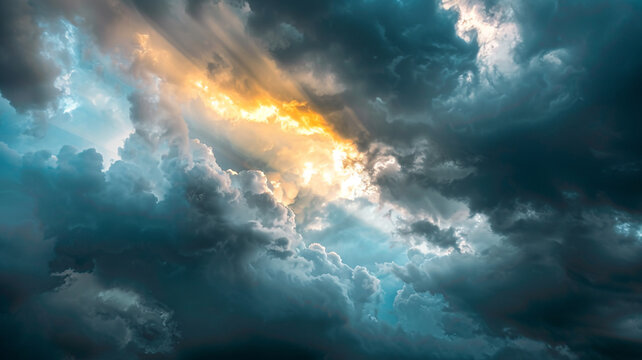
[45,271,177,355]
[0,89,390,358]
[2,0,642,359]
[389,208,642,358]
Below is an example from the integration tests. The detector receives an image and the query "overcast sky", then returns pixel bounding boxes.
[1,0,642,359]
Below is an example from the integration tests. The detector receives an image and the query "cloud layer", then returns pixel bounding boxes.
[1,0,642,359]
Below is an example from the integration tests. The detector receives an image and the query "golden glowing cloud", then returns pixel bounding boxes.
[190,75,373,204]
[121,2,375,205]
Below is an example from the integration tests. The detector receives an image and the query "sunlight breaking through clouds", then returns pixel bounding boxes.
[1,1,641,359]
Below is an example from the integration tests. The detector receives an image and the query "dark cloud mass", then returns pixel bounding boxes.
[0,91,384,359]
[245,0,478,137]
[0,0,60,111]
[373,1,642,358]
[406,220,460,251]
[1,0,642,359]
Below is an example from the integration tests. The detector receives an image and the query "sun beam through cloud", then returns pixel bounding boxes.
[2,0,642,359]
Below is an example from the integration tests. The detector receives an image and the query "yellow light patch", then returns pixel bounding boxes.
[127,4,375,205]
[190,76,373,203]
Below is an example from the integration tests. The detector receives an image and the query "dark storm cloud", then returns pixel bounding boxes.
[406,220,460,251]
[2,0,642,359]
[0,134,499,360]
[425,0,642,215]
[1,88,242,357]
[376,1,642,358]
[391,208,642,359]
[3,87,496,359]
[271,0,641,216]
[0,89,559,359]
[0,2,395,357]
[244,0,478,137]
[0,0,60,111]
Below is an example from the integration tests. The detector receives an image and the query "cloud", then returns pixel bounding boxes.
[390,208,642,358]
[244,0,478,138]
[406,220,460,251]
[0,0,60,111]
[0,86,559,359]
[0,88,392,358]
[2,0,642,359]
[44,271,177,355]
[346,1,642,357]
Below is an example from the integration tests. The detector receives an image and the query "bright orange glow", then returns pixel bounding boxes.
[128,6,375,205]
[193,79,332,136]
[191,77,374,203]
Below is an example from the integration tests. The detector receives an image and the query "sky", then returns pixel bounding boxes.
[1,0,641,359]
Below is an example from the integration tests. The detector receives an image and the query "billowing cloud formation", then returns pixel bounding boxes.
[1,0,642,359]
[0,89,385,358]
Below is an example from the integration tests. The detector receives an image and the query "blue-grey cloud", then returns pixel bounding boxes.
[0,0,61,112]
[2,0,642,359]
